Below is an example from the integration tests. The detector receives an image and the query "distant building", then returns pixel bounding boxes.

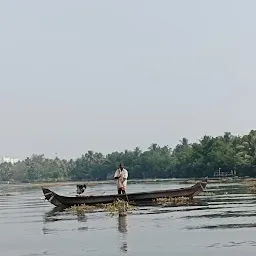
[0,156,19,164]
[213,168,236,177]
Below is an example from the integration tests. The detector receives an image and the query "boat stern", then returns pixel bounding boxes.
[191,181,207,197]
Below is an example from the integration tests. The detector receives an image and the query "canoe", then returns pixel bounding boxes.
[42,180,207,208]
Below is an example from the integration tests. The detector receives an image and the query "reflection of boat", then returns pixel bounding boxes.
[44,206,65,217]
[42,181,207,208]
[43,206,70,224]
[42,207,88,235]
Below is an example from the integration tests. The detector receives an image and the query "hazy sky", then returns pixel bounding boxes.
[0,1,256,159]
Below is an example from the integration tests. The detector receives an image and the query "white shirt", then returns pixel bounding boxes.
[114,168,128,189]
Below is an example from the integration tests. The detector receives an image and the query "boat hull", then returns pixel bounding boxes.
[42,181,207,208]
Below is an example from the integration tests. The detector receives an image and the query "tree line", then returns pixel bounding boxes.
[1,130,256,182]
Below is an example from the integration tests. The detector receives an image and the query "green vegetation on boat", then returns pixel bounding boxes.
[67,196,196,216]
[69,199,136,216]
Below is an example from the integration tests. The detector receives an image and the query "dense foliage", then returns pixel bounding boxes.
[1,130,256,182]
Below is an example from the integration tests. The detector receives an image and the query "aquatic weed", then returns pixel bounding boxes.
[69,204,97,214]
[68,196,197,216]
[155,196,192,206]
[102,199,136,216]
[68,199,136,216]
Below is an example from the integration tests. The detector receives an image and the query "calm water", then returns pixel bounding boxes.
[1,181,256,256]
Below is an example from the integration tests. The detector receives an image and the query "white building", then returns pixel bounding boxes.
[0,156,19,164]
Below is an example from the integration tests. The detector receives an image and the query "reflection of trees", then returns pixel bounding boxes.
[118,213,128,253]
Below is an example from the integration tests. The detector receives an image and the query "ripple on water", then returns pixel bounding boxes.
[20,252,53,256]
[1,182,256,255]
[208,240,256,248]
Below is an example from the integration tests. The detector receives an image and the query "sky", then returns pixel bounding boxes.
[0,0,256,160]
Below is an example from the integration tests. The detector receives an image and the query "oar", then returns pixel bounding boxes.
[124,191,129,204]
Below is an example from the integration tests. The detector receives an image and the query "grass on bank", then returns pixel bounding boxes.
[243,180,256,193]
[179,178,242,185]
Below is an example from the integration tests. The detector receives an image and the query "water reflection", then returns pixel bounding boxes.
[117,213,128,253]
[76,212,89,232]
[43,206,89,234]
[43,207,68,224]
[76,212,88,222]
[45,206,65,217]
[4,181,256,255]
[118,213,128,233]
[186,222,256,230]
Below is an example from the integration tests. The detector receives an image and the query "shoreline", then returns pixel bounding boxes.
[1,176,254,187]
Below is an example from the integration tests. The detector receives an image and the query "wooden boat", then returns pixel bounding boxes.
[42,180,207,208]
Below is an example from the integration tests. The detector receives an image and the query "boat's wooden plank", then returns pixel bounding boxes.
[42,181,207,207]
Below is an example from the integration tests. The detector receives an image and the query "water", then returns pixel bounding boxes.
[1,181,256,256]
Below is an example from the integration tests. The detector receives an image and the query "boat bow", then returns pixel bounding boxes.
[42,187,65,207]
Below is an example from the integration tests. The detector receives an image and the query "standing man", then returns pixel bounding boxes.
[114,163,128,194]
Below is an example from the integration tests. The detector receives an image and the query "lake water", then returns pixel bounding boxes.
[1,181,256,256]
